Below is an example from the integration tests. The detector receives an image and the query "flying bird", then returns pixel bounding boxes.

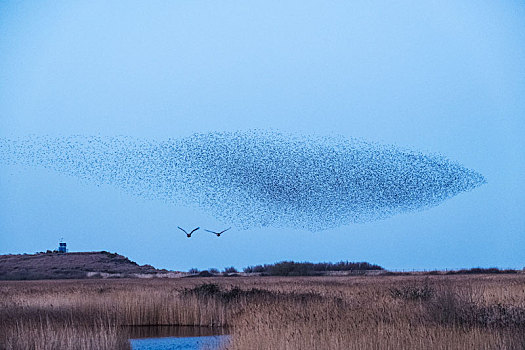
[178,226,200,238]
[205,227,231,237]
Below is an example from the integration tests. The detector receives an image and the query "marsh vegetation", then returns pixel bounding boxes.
[0,275,524,349]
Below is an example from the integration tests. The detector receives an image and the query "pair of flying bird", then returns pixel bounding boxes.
[178,226,231,238]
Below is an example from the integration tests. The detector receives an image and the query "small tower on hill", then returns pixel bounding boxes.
[58,239,67,253]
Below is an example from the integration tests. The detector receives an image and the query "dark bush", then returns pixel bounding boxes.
[186,283,221,296]
[244,260,383,276]
[184,283,276,303]
[390,280,434,301]
[446,267,518,275]
[198,270,213,277]
[243,265,266,273]
[223,266,238,274]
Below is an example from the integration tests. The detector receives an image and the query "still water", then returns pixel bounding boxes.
[127,326,230,350]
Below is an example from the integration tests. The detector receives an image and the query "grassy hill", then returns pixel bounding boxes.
[0,251,167,280]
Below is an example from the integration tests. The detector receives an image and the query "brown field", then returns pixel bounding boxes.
[1,274,524,349]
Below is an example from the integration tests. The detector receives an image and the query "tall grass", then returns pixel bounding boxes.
[3,321,127,350]
[0,275,524,349]
[230,278,525,349]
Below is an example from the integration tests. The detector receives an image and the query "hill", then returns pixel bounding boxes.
[0,251,170,280]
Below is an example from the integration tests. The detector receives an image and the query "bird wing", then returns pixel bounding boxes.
[220,227,232,234]
[204,229,217,234]
[190,227,200,234]
[177,226,188,234]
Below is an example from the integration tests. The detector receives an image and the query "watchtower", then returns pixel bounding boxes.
[58,241,67,253]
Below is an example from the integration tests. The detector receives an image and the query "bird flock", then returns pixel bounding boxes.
[0,131,486,231]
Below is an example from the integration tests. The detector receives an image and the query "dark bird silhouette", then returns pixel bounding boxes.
[205,227,231,237]
[178,226,200,238]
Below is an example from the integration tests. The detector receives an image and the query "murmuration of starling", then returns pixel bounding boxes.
[0,131,486,231]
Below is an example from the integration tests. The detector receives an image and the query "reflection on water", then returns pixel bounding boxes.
[127,326,230,350]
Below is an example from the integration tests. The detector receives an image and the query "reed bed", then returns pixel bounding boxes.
[0,275,524,349]
[2,321,127,350]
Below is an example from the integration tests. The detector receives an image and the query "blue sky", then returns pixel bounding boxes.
[0,0,524,271]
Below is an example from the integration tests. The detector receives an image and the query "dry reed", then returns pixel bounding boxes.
[0,275,524,349]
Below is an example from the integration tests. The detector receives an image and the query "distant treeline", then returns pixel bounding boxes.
[383,267,521,276]
[443,267,519,275]
[190,264,523,277]
[242,261,383,276]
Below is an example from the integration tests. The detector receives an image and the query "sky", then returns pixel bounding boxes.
[0,0,524,271]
